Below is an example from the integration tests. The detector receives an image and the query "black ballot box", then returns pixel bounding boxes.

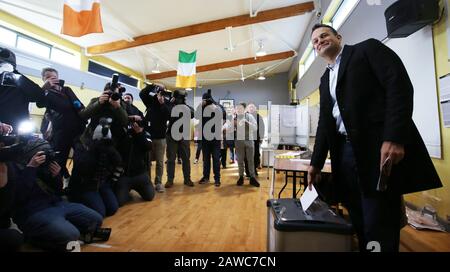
[267,198,353,252]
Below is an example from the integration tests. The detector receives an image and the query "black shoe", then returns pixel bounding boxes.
[236,176,244,186]
[249,177,260,187]
[198,177,209,184]
[184,180,194,187]
[177,159,182,164]
[165,181,174,188]
[214,181,221,187]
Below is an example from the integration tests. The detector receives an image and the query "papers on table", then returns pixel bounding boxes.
[300,185,318,212]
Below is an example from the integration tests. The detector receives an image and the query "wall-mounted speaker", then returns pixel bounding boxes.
[385,0,439,38]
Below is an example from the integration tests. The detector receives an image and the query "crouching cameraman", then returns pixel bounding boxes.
[6,138,104,251]
[68,118,122,218]
[0,122,24,251]
[115,118,155,206]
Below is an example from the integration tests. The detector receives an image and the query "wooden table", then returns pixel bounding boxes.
[272,158,332,198]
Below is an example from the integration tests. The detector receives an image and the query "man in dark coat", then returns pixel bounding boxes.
[307,24,442,252]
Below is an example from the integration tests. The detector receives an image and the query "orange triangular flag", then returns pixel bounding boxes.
[62,0,103,37]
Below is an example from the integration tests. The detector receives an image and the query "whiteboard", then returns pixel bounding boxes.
[385,26,441,158]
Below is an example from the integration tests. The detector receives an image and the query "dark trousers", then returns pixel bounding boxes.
[254,140,261,168]
[166,136,191,182]
[78,182,119,218]
[0,228,23,251]
[226,140,235,161]
[220,148,227,167]
[115,173,155,206]
[202,140,221,182]
[50,132,80,178]
[195,140,202,160]
[337,139,404,252]
[17,201,102,251]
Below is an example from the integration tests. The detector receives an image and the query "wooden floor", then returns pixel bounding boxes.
[81,144,450,252]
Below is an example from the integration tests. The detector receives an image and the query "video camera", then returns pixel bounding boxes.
[107,74,126,101]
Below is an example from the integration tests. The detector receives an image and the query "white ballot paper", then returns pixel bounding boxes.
[300,185,318,212]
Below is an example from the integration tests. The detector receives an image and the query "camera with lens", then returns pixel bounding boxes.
[144,84,171,101]
[42,149,60,167]
[107,74,126,101]
[0,135,58,167]
[0,71,22,87]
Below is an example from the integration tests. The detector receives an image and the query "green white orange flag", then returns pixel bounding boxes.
[176,50,197,88]
[62,0,104,37]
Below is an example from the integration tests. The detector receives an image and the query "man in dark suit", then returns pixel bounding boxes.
[307,24,442,252]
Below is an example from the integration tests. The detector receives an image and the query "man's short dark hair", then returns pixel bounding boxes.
[41,67,58,78]
[238,102,247,108]
[311,24,338,36]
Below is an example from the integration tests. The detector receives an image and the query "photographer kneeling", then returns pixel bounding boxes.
[68,118,123,218]
[7,138,104,251]
[0,122,24,251]
[115,118,155,206]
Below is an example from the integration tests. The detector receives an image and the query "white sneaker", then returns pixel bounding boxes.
[155,183,165,193]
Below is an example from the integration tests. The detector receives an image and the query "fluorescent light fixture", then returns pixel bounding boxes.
[151,62,160,73]
[185,87,192,91]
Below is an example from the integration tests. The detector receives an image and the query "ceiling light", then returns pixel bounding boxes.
[256,40,267,57]
[151,62,160,73]
[257,73,266,80]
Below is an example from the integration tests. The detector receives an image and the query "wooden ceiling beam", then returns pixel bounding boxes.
[146,51,295,80]
[87,2,314,54]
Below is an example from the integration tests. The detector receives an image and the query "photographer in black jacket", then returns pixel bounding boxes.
[195,89,226,187]
[68,117,122,218]
[139,84,170,193]
[115,117,154,206]
[0,123,24,251]
[0,47,45,131]
[37,67,86,183]
[165,90,194,188]
[79,81,128,148]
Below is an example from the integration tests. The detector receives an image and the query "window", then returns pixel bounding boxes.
[0,24,80,69]
[298,46,315,79]
[330,0,360,30]
[88,61,138,87]
[51,47,80,69]
[304,50,316,72]
[0,26,17,47]
[16,36,51,59]
[297,0,360,79]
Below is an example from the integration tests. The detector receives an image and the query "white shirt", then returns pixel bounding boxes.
[327,49,347,135]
